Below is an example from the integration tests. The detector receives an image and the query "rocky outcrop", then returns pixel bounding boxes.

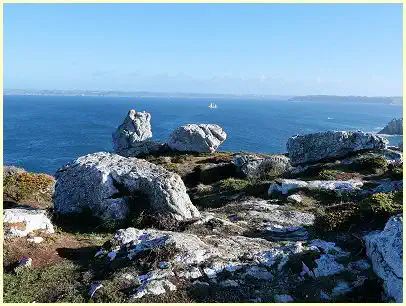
[268,179,363,196]
[378,118,403,135]
[194,198,315,241]
[95,226,371,301]
[4,208,55,238]
[167,124,227,153]
[365,214,403,302]
[113,110,163,157]
[232,153,291,178]
[53,152,200,222]
[287,131,388,165]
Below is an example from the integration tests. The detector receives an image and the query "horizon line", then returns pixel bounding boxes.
[3,88,403,99]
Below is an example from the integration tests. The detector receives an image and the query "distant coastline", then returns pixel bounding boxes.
[4,89,403,104]
[288,95,402,105]
[3,89,293,100]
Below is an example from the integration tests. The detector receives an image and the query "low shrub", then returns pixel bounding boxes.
[216,178,250,192]
[3,171,55,208]
[360,192,401,217]
[351,155,388,173]
[318,169,342,180]
[313,203,361,233]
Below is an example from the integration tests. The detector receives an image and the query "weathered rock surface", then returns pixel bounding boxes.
[378,118,403,135]
[201,198,315,240]
[4,208,55,238]
[365,214,403,302]
[274,294,294,303]
[287,131,388,165]
[54,152,200,221]
[287,194,303,204]
[95,226,371,301]
[362,180,403,195]
[268,179,363,196]
[167,124,227,153]
[116,139,166,158]
[113,110,159,157]
[232,153,291,178]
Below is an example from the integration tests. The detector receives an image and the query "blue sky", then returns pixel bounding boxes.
[4,4,403,96]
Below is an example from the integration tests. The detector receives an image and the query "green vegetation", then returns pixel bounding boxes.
[360,192,402,217]
[387,163,403,180]
[318,169,342,180]
[313,203,361,233]
[216,178,250,192]
[351,155,388,173]
[4,262,87,303]
[315,190,403,234]
[317,169,359,181]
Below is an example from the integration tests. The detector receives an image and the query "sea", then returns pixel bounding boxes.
[4,95,403,175]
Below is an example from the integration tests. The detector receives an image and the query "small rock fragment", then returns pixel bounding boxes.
[88,281,103,298]
[158,261,170,269]
[15,257,32,273]
[274,294,294,303]
[27,236,44,244]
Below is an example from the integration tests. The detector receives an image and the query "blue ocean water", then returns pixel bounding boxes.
[4,95,403,175]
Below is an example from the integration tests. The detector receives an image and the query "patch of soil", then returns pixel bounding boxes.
[3,232,104,271]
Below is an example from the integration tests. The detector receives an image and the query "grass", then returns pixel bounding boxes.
[4,261,88,303]
[216,178,250,192]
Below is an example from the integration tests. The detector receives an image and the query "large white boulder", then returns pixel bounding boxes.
[287,131,388,165]
[113,110,162,157]
[365,214,403,302]
[167,124,227,153]
[54,152,200,222]
[4,208,55,238]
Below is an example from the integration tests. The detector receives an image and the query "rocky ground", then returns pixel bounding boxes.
[3,111,403,303]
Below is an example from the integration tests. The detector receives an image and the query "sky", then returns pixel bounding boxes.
[4,4,403,96]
